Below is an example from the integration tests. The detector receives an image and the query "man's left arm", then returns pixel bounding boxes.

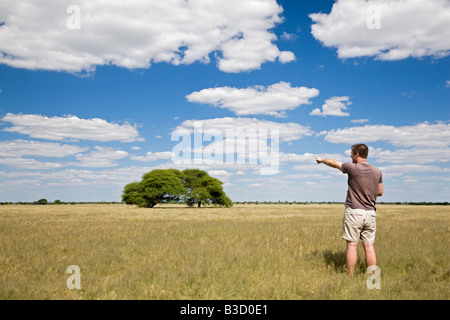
[377,183,383,197]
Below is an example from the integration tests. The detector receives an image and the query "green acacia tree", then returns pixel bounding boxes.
[122,169,186,208]
[122,168,232,208]
[181,169,233,208]
[36,198,48,205]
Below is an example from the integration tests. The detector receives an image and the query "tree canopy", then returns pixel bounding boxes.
[122,169,232,208]
[182,169,233,207]
[36,198,48,205]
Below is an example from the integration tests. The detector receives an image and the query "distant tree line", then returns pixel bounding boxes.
[1,198,448,206]
[0,200,124,205]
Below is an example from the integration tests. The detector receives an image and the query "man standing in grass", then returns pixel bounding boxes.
[316,144,383,276]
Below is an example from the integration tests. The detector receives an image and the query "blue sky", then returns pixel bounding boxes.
[0,0,449,202]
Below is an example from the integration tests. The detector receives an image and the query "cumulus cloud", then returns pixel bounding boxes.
[156,160,267,174]
[0,139,87,158]
[1,113,143,142]
[172,117,311,174]
[292,163,344,174]
[72,147,128,167]
[207,169,233,184]
[310,0,450,61]
[0,143,131,169]
[351,119,369,124]
[0,166,157,187]
[131,151,172,162]
[208,169,233,178]
[310,96,351,117]
[0,157,65,170]
[186,82,319,117]
[321,121,450,148]
[370,147,450,164]
[280,31,299,41]
[377,164,450,177]
[0,0,294,73]
[0,158,64,170]
[175,117,313,143]
[280,152,348,163]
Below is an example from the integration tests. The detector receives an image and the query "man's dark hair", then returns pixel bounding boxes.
[351,144,369,159]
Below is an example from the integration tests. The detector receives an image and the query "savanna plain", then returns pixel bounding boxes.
[0,203,448,300]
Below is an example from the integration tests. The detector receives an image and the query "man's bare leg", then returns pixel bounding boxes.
[362,242,376,271]
[346,241,358,276]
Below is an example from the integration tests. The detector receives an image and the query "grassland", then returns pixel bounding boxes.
[0,204,448,300]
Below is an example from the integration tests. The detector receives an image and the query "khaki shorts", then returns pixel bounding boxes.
[342,207,376,243]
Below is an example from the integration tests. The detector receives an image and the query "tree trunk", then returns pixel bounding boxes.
[197,201,201,208]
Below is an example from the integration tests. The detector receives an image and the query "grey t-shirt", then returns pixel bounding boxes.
[342,162,383,210]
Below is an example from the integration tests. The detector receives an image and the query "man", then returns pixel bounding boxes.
[316,144,383,276]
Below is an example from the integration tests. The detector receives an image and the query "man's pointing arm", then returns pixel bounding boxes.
[316,157,343,172]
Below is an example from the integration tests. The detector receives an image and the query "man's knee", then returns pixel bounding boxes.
[362,242,376,255]
[347,241,358,248]
[362,242,375,249]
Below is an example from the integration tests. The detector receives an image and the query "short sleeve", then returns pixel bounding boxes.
[341,162,350,174]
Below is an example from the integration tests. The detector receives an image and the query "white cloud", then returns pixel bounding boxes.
[310,0,450,61]
[1,113,143,142]
[377,164,450,177]
[278,51,296,64]
[0,157,64,170]
[283,173,334,180]
[172,117,294,175]
[370,147,450,164]
[186,82,318,117]
[131,151,172,162]
[207,169,233,183]
[0,143,134,169]
[280,152,317,163]
[280,152,348,163]
[352,119,369,124]
[292,163,346,174]
[175,117,313,143]
[0,166,157,187]
[156,160,266,174]
[0,139,87,158]
[310,96,351,117]
[72,147,128,167]
[248,183,264,187]
[281,32,299,41]
[167,117,297,174]
[0,0,294,73]
[208,169,233,177]
[402,175,450,183]
[321,121,450,148]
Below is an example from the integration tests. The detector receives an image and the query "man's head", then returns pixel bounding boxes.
[351,144,369,163]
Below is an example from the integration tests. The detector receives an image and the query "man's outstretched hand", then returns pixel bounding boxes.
[316,157,323,164]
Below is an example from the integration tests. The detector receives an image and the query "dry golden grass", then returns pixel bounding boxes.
[0,204,448,300]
